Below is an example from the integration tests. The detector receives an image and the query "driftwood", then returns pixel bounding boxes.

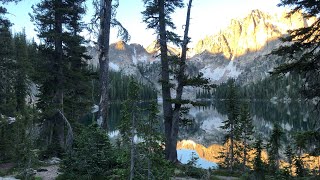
[57,110,73,151]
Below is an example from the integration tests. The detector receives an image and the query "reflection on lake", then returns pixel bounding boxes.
[82,100,318,147]
[180,100,318,146]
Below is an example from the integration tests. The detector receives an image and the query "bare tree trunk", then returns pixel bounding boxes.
[58,110,73,151]
[98,0,112,130]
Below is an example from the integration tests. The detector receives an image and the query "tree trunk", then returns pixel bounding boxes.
[230,123,234,171]
[164,0,193,163]
[243,138,247,171]
[130,110,135,179]
[98,0,112,130]
[54,0,65,149]
[158,0,175,162]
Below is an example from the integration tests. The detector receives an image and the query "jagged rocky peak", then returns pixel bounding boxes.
[113,40,127,50]
[108,40,152,66]
[193,9,316,60]
[146,40,181,56]
[146,40,160,54]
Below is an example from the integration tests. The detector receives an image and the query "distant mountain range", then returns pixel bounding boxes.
[87,9,316,85]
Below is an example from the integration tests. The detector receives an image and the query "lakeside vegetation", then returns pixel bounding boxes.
[0,0,320,179]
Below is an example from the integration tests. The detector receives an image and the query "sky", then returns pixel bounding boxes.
[4,0,286,47]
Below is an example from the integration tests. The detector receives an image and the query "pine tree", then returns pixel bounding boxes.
[253,136,265,180]
[220,79,240,171]
[13,31,30,113]
[0,21,16,116]
[31,0,91,151]
[63,0,93,122]
[142,0,183,162]
[118,79,172,179]
[267,124,283,172]
[238,103,254,171]
[272,0,320,110]
[0,0,18,116]
[59,124,117,179]
[143,0,210,162]
[284,145,294,176]
[294,157,306,177]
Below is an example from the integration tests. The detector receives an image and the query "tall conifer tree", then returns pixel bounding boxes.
[142,0,211,162]
[220,79,240,171]
[31,0,91,150]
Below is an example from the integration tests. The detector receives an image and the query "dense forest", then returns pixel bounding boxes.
[0,0,320,179]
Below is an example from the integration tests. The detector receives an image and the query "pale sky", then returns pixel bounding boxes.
[4,0,285,47]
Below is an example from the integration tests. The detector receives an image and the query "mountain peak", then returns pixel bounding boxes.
[193,9,315,59]
[114,40,126,50]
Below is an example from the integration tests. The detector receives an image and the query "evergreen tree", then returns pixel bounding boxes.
[294,157,306,177]
[63,0,93,122]
[59,124,117,179]
[142,0,183,162]
[272,0,320,109]
[0,0,17,116]
[238,103,254,171]
[253,136,265,180]
[142,0,210,162]
[284,145,294,176]
[119,79,173,179]
[220,79,240,171]
[31,0,91,151]
[13,31,30,113]
[267,124,283,172]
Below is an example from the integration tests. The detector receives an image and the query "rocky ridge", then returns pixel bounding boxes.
[87,9,316,84]
[193,9,315,59]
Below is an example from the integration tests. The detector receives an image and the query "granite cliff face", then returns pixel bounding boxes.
[193,9,315,60]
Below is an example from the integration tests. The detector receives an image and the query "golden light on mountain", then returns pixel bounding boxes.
[115,40,126,50]
[178,140,320,174]
[194,10,317,60]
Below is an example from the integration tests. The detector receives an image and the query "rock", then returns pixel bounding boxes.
[0,177,20,180]
[35,165,59,180]
[36,168,48,172]
[47,157,61,165]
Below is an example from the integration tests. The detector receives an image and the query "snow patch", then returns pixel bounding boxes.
[282,123,292,131]
[91,104,99,113]
[132,47,138,65]
[177,149,218,169]
[200,61,241,81]
[201,117,223,132]
[108,130,120,138]
[8,117,16,124]
[139,55,148,63]
[109,62,120,71]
